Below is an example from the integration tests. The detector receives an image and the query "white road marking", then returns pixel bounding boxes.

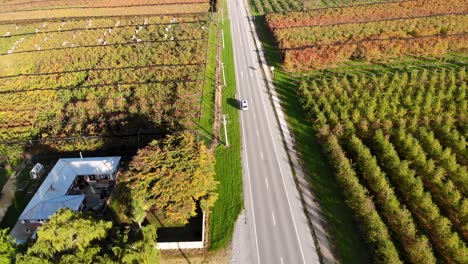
[272,212,276,226]
[260,151,264,160]
[256,129,259,137]
[241,71,243,77]
[251,27,308,264]
[232,4,260,262]
[265,177,269,189]
[250,71,253,77]
[253,113,256,119]
[280,257,284,264]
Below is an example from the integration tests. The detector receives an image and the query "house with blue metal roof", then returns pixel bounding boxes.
[10,156,121,243]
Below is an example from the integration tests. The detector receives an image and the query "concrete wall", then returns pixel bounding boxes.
[157,241,204,250]
[157,213,205,250]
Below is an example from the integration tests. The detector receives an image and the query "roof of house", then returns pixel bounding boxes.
[19,157,121,221]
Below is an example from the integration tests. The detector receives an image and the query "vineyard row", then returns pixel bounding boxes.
[0,62,205,79]
[274,14,468,49]
[0,0,208,7]
[0,20,207,39]
[0,12,207,26]
[267,0,467,29]
[0,78,203,94]
[284,33,467,70]
[0,1,210,15]
[0,37,207,56]
[0,4,211,22]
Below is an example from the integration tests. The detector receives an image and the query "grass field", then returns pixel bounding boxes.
[209,2,243,250]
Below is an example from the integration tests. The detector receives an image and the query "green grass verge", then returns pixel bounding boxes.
[209,3,243,250]
[250,14,371,263]
[197,17,217,144]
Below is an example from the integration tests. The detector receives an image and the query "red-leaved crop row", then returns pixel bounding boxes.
[267,0,468,29]
[284,33,467,70]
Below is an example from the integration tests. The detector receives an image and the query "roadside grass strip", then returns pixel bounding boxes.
[209,5,243,250]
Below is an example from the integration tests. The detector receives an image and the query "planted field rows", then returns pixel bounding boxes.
[0,19,208,55]
[252,0,302,14]
[0,0,208,13]
[303,0,393,9]
[275,14,467,49]
[0,1,210,22]
[265,0,468,70]
[0,15,210,154]
[267,0,468,29]
[284,33,467,70]
[300,67,468,263]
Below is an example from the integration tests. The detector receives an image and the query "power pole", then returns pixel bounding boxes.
[222,114,229,147]
[222,62,226,87]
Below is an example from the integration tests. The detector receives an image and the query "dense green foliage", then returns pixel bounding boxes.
[14,209,160,264]
[345,134,435,263]
[298,66,468,262]
[324,135,402,263]
[299,67,467,133]
[121,132,218,225]
[0,228,16,263]
[17,209,113,263]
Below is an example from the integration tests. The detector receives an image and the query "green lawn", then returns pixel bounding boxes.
[209,2,243,250]
[250,14,371,263]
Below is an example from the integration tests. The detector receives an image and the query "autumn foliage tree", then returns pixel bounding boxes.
[122,132,218,225]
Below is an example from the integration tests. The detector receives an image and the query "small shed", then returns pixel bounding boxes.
[30,163,45,180]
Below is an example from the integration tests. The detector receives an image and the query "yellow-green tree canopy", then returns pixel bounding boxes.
[0,228,16,264]
[16,208,112,263]
[15,209,159,264]
[122,132,218,224]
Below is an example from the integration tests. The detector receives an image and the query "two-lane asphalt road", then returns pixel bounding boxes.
[227,0,320,263]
